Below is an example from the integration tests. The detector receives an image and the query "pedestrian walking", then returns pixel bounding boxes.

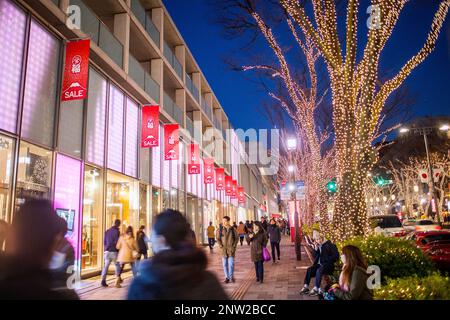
[127,209,228,300]
[217,216,239,283]
[245,220,253,245]
[237,221,246,246]
[116,226,138,288]
[0,199,78,299]
[207,222,216,250]
[247,221,268,283]
[327,245,373,300]
[136,225,149,260]
[267,218,281,263]
[280,219,287,235]
[261,217,268,232]
[300,234,339,296]
[100,219,122,287]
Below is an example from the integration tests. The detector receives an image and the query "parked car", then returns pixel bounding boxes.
[369,215,406,237]
[406,230,450,271]
[403,219,442,233]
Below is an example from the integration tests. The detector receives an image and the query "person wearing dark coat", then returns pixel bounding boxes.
[261,217,268,232]
[100,219,121,287]
[267,218,281,263]
[247,221,268,283]
[128,209,228,300]
[136,225,149,260]
[300,235,339,296]
[0,199,78,300]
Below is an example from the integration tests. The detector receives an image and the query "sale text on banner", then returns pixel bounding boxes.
[188,143,200,174]
[215,168,225,191]
[203,158,215,184]
[225,176,233,196]
[141,105,159,148]
[61,39,90,101]
[164,124,179,160]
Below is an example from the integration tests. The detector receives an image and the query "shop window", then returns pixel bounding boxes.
[170,188,178,210]
[0,0,26,134]
[0,135,15,222]
[58,99,83,158]
[107,84,124,172]
[106,171,139,234]
[125,98,138,177]
[151,186,160,219]
[82,165,103,274]
[162,189,169,210]
[21,19,60,147]
[15,141,52,211]
[86,68,107,166]
[53,154,82,265]
[140,148,150,183]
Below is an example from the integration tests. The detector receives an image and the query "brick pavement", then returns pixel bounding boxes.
[78,235,317,300]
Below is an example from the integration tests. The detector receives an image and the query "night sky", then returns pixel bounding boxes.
[163,0,450,132]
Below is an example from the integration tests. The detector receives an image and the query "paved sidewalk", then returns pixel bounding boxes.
[78,235,317,300]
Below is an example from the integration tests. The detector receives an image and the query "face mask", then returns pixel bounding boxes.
[49,251,66,270]
[340,254,346,265]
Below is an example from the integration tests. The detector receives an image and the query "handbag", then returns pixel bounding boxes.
[262,247,271,262]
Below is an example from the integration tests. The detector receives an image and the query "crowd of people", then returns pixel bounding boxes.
[0,199,372,300]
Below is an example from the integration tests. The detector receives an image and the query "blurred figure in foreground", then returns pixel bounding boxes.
[127,209,228,300]
[0,219,8,251]
[116,226,138,288]
[186,223,197,246]
[49,217,75,291]
[0,199,78,299]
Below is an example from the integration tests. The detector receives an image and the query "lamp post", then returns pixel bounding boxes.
[399,124,449,225]
[287,137,301,261]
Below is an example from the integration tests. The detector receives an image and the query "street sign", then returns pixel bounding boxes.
[280,182,290,200]
[295,180,305,199]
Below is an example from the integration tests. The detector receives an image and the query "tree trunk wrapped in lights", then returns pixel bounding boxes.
[279,0,450,240]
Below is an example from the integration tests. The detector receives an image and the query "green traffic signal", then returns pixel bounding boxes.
[326,180,337,193]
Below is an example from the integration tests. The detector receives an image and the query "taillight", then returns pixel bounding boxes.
[435,226,442,230]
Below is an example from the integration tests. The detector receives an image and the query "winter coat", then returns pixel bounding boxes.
[237,224,246,235]
[136,231,148,254]
[267,224,281,243]
[216,226,239,257]
[104,226,120,252]
[248,230,268,262]
[127,244,228,300]
[261,220,268,232]
[334,266,373,300]
[313,240,339,267]
[117,234,138,263]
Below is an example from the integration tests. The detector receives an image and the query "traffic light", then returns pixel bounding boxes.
[375,176,386,187]
[326,180,337,193]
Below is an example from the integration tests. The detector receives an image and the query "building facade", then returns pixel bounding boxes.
[0,0,273,277]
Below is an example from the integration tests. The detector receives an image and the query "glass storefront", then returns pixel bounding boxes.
[82,165,103,274]
[15,141,53,211]
[139,183,150,229]
[106,171,139,233]
[0,135,14,222]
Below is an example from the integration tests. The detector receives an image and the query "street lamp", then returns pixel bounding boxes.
[399,124,449,225]
[286,137,301,261]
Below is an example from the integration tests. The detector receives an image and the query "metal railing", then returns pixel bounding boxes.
[201,98,213,120]
[185,117,194,138]
[72,0,123,67]
[163,41,183,80]
[130,0,160,47]
[185,73,199,102]
[128,55,160,103]
[163,92,183,124]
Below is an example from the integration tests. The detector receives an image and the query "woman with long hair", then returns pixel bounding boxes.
[247,221,268,283]
[116,226,138,287]
[330,245,373,300]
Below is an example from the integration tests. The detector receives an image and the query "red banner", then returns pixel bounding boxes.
[215,168,225,191]
[141,105,159,148]
[225,176,233,196]
[203,158,215,184]
[164,124,179,160]
[61,39,90,101]
[238,186,245,203]
[188,143,200,174]
[231,180,237,199]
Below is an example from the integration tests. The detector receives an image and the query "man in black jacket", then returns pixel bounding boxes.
[100,219,121,287]
[300,235,339,296]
